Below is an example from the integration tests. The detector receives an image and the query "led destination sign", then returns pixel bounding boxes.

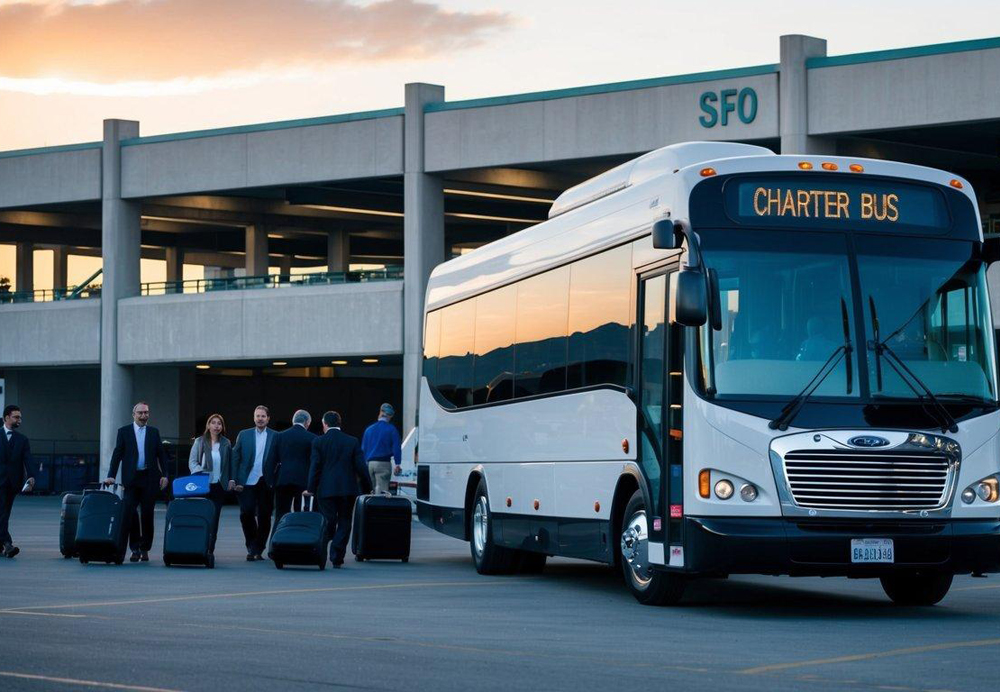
[725,177,950,233]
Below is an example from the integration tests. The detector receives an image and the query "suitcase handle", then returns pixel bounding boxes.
[88,483,121,497]
[297,494,314,512]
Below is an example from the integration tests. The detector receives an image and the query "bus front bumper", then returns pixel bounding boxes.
[679,516,1000,577]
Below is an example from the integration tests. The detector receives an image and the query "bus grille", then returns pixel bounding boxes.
[782,449,951,510]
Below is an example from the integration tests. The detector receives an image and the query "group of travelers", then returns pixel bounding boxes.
[0,400,402,568]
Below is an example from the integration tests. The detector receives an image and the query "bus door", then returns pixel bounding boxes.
[637,269,684,564]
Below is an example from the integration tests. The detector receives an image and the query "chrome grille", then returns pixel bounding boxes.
[783,449,951,510]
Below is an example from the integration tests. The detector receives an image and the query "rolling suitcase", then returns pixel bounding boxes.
[268,496,328,570]
[76,485,127,565]
[163,497,216,568]
[60,492,84,558]
[352,494,411,562]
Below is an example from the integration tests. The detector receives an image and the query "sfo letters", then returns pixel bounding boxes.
[752,187,900,222]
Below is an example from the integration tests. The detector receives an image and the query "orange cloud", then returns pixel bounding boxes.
[0,0,516,83]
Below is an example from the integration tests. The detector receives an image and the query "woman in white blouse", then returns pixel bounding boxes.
[187,413,232,555]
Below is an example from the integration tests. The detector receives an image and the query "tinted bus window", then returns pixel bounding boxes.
[423,309,441,383]
[515,266,570,397]
[567,244,632,388]
[437,299,476,407]
[473,284,516,404]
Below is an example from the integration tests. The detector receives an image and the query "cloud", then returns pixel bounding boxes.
[0,0,516,87]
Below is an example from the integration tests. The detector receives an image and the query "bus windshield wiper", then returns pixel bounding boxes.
[867,295,959,433]
[769,298,853,431]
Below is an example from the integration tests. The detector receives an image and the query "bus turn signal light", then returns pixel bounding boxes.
[821,162,838,171]
[950,179,964,189]
[699,470,711,498]
[700,167,717,177]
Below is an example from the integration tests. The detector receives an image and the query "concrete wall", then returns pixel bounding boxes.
[0,147,101,209]
[116,282,404,364]
[0,300,101,367]
[809,47,1000,134]
[424,73,778,171]
[121,116,404,198]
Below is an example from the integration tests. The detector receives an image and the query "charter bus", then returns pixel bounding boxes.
[414,142,1000,606]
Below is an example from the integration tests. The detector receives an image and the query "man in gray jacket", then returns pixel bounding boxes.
[230,405,276,561]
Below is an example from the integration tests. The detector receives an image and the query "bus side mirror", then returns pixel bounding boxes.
[982,237,1000,264]
[652,219,677,249]
[670,269,708,327]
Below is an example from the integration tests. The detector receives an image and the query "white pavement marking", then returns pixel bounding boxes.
[0,671,184,692]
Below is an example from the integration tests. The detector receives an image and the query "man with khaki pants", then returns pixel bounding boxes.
[360,403,401,494]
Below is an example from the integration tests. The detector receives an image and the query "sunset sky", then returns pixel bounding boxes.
[0,0,996,286]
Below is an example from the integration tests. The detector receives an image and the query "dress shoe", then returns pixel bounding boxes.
[130,550,141,563]
[140,551,149,562]
[3,545,18,558]
[255,553,266,561]
[246,552,256,562]
[331,561,343,569]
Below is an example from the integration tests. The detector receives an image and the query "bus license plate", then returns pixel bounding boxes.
[851,538,894,563]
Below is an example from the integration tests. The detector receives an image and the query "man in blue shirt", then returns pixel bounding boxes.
[361,403,402,494]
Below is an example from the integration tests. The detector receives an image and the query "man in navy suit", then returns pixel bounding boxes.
[304,411,372,568]
[231,405,276,560]
[0,405,34,558]
[265,409,316,530]
[104,402,169,562]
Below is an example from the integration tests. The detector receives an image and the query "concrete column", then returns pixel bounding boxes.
[779,35,834,155]
[327,229,350,273]
[165,247,184,285]
[402,82,446,433]
[52,247,69,293]
[277,255,292,282]
[100,119,141,479]
[245,224,269,276]
[15,242,33,294]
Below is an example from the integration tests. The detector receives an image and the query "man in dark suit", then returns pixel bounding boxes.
[304,411,372,568]
[0,405,34,558]
[265,409,316,531]
[231,405,276,560]
[104,401,169,562]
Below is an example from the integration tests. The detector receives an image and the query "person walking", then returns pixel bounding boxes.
[104,402,169,563]
[231,405,276,561]
[187,413,232,555]
[0,405,34,558]
[304,411,372,568]
[361,403,402,495]
[265,409,316,530]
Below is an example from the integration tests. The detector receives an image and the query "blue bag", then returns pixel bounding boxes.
[172,474,210,498]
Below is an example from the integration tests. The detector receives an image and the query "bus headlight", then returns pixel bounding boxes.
[714,480,734,500]
[962,476,999,504]
[740,484,758,502]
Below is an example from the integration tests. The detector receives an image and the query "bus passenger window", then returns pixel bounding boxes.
[472,285,516,404]
[437,298,476,407]
[515,266,570,397]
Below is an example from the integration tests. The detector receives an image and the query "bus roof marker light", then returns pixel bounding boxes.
[699,470,711,498]
[798,161,814,170]
[950,179,964,189]
[849,164,865,173]
[699,167,716,177]
[821,162,838,171]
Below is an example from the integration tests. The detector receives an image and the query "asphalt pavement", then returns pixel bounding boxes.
[1,496,999,692]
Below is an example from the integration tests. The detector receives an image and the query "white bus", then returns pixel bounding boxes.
[414,142,1000,606]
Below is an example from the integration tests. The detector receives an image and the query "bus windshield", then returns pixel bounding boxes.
[696,229,997,402]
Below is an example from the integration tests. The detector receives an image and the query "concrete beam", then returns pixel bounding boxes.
[779,34,834,155]
[100,119,141,479]
[403,83,446,433]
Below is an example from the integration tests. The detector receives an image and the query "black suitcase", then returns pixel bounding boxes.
[352,494,411,562]
[76,486,127,565]
[269,496,328,570]
[60,492,84,558]
[163,498,216,568]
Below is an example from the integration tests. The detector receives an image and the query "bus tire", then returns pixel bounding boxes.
[620,490,685,606]
[880,571,953,606]
[470,480,515,575]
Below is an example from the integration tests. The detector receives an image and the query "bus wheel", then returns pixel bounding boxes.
[620,490,685,606]
[880,571,953,606]
[470,481,514,575]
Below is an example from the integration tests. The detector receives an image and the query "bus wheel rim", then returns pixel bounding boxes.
[473,496,488,557]
[621,510,651,587]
